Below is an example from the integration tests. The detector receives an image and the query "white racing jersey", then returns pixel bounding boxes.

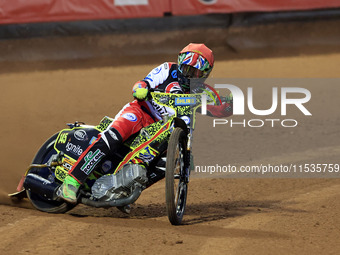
[142,62,220,120]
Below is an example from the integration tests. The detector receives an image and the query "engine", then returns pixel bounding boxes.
[91,164,148,201]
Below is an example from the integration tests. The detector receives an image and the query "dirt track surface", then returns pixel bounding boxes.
[1,26,340,254]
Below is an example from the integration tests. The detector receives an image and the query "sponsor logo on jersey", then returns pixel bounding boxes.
[65,142,83,156]
[74,130,88,141]
[152,66,162,75]
[181,116,191,125]
[58,133,68,144]
[80,149,105,175]
[122,113,138,122]
[171,70,177,78]
[175,97,196,106]
[151,100,168,116]
[63,157,75,171]
[165,82,182,94]
[89,136,97,145]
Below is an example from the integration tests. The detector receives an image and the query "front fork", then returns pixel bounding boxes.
[184,130,193,183]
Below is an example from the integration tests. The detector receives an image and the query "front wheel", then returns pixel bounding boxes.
[165,127,188,225]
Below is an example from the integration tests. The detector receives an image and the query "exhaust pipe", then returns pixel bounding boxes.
[81,185,142,208]
[23,173,60,200]
[24,173,142,207]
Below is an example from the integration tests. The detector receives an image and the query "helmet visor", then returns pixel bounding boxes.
[179,64,205,79]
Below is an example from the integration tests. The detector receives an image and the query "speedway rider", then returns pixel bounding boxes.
[60,43,233,203]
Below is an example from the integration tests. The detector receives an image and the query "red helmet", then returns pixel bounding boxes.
[177,43,214,90]
[178,43,214,79]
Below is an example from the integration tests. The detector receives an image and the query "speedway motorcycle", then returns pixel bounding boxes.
[9,91,219,225]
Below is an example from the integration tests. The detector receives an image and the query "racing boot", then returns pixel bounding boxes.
[59,127,123,203]
[59,175,81,204]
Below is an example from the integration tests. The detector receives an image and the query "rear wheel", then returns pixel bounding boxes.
[26,134,75,213]
[165,128,188,225]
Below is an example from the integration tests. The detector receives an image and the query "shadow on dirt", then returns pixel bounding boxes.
[67,199,307,226]
[63,200,293,240]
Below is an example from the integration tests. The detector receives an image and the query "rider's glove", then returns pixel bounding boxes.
[132,81,149,101]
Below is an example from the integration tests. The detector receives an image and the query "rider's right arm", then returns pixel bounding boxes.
[142,62,171,89]
[131,62,171,100]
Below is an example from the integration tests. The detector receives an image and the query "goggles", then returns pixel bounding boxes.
[179,64,205,79]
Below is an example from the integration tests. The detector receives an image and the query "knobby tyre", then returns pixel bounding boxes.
[165,127,188,225]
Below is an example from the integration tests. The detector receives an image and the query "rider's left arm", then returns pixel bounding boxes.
[203,84,233,118]
[206,101,233,118]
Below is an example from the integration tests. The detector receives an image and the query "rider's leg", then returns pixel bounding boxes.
[110,100,156,141]
[60,127,123,203]
[59,101,155,203]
